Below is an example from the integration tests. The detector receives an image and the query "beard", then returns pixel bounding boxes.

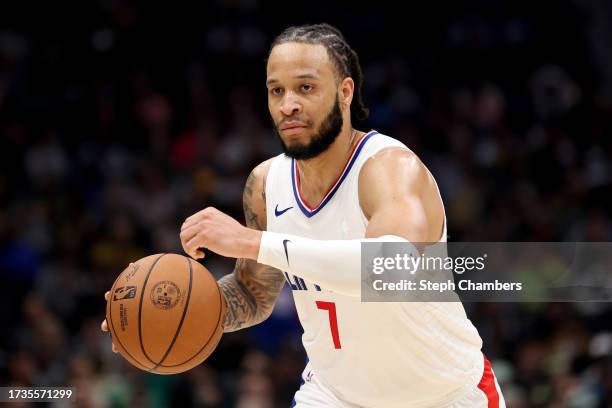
[273,97,344,160]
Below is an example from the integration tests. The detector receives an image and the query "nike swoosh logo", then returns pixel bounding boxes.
[282,239,291,266]
[275,204,294,217]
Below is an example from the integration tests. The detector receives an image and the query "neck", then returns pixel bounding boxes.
[295,125,361,206]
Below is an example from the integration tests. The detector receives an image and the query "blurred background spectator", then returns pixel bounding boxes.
[1,0,611,407]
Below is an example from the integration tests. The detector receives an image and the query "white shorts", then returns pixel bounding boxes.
[291,355,506,408]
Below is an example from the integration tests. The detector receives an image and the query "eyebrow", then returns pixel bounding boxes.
[266,73,320,86]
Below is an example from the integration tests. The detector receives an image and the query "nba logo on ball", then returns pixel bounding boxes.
[150,281,181,310]
[113,286,137,300]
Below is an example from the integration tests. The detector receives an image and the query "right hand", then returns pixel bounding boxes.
[180,206,261,261]
[101,291,118,353]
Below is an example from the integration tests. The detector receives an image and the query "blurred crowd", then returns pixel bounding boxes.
[1,1,612,407]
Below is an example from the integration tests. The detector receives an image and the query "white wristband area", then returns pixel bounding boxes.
[257,231,415,297]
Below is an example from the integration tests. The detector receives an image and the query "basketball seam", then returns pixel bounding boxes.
[158,317,223,368]
[150,255,194,372]
[156,258,224,369]
[108,263,154,371]
[138,253,167,367]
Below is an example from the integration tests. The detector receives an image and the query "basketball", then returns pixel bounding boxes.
[105,253,225,374]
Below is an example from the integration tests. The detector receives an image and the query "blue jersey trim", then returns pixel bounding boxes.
[291,131,377,218]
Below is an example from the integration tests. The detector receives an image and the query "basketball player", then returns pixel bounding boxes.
[103,24,505,407]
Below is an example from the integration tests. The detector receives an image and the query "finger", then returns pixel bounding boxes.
[101,319,108,332]
[185,245,205,260]
[179,222,201,246]
[181,219,198,233]
[104,291,110,301]
[181,218,198,234]
[183,209,209,229]
[186,246,205,260]
[182,236,195,258]
[183,207,218,230]
[186,234,206,258]
[112,342,118,353]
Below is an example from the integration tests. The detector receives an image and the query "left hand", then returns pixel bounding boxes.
[100,291,118,353]
[180,207,262,260]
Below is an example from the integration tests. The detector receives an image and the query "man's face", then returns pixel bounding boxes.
[266,42,343,159]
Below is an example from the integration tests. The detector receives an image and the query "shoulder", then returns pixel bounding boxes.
[359,145,429,190]
[248,153,288,189]
[356,132,425,182]
[358,143,440,220]
[249,157,275,187]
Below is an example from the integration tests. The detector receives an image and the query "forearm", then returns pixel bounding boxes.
[218,273,260,332]
[217,258,284,332]
[257,232,414,297]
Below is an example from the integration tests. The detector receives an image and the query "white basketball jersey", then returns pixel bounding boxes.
[265,131,484,407]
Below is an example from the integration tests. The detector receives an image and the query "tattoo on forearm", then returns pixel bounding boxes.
[218,259,284,332]
[218,272,252,332]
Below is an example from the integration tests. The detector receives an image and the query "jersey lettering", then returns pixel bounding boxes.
[283,272,322,291]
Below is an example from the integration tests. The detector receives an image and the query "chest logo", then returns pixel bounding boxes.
[274,204,293,217]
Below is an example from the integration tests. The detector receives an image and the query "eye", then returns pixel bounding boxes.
[301,84,313,92]
[270,87,283,96]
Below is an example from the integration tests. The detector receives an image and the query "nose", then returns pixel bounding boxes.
[279,91,302,116]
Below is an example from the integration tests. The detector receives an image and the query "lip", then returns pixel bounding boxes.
[280,121,307,131]
[282,126,306,136]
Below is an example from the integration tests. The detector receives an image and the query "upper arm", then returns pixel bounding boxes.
[359,148,445,242]
[242,159,272,231]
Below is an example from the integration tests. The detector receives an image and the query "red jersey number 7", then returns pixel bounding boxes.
[316,301,342,349]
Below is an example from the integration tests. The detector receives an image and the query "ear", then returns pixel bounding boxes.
[339,77,354,110]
